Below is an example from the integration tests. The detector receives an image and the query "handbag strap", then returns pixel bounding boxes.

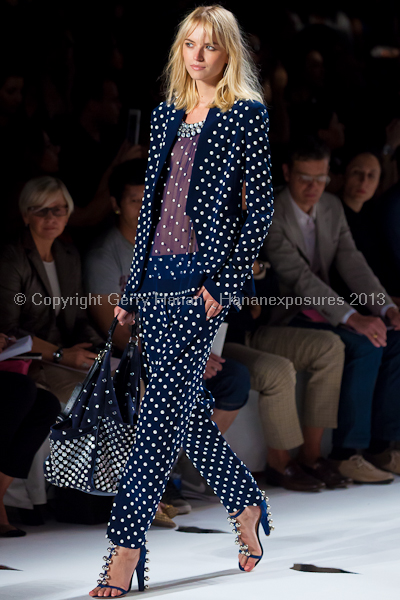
[107,316,119,342]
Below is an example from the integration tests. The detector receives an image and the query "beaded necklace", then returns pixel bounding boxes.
[177,119,205,138]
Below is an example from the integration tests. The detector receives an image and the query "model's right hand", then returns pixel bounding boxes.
[346,313,387,348]
[114,305,136,326]
[194,286,223,320]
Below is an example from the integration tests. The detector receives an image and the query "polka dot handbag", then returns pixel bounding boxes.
[44,317,140,496]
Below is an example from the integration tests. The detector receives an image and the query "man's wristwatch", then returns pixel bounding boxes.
[53,347,63,363]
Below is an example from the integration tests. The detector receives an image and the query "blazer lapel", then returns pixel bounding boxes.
[23,228,54,298]
[186,107,219,213]
[152,105,185,188]
[279,188,310,263]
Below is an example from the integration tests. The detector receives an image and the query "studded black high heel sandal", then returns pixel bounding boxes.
[228,492,274,571]
[92,542,149,597]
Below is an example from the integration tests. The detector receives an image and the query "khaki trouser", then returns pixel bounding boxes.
[28,361,145,409]
[28,361,87,408]
[223,326,345,450]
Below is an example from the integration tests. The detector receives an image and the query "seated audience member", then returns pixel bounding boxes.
[0,334,60,537]
[264,136,400,484]
[84,159,147,351]
[85,160,252,502]
[338,152,400,298]
[0,176,103,405]
[58,73,145,248]
[222,260,347,492]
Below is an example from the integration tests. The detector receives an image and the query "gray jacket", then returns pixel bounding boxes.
[0,228,103,347]
[263,187,392,326]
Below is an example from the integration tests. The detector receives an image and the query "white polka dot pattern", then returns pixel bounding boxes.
[107,296,264,548]
[119,99,274,311]
[44,417,136,495]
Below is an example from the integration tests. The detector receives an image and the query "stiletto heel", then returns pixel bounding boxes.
[228,492,274,571]
[92,543,149,597]
[136,546,150,592]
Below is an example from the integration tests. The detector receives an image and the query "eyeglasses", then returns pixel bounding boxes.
[295,173,331,185]
[29,205,69,217]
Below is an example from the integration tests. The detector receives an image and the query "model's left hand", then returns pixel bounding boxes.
[386,307,400,330]
[194,286,223,320]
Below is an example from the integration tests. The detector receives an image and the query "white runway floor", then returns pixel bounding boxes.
[1,477,400,600]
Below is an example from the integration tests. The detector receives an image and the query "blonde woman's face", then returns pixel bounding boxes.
[182,24,228,86]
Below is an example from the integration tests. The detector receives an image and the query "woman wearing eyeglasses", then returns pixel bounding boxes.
[0,176,103,404]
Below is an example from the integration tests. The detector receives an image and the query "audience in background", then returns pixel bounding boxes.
[1,1,400,527]
[264,136,400,485]
[0,334,60,537]
[336,152,400,300]
[84,159,146,351]
[0,176,103,406]
[85,159,253,501]
[58,73,145,249]
[223,261,346,492]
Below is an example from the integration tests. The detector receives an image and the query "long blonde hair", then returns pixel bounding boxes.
[163,5,263,113]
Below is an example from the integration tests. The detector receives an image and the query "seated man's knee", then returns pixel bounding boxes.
[263,354,296,392]
[319,330,345,356]
[206,357,250,412]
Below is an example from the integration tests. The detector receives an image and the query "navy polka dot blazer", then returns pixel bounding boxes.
[120,99,274,310]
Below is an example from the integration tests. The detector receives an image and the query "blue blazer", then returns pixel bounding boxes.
[120,99,274,310]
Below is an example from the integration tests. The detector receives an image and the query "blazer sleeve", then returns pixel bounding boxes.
[203,103,274,304]
[264,213,352,326]
[118,108,160,312]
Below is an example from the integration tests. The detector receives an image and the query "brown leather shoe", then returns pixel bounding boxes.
[265,460,325,492]
[299,457,349,489]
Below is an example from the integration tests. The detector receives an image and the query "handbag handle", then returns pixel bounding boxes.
[107,316,119,343]
[107,316,138,344]
[59,316,137,420]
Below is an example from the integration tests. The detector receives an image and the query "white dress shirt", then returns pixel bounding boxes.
[43,260,62,316]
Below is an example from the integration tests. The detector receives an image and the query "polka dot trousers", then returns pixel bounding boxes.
[107,295,263,548]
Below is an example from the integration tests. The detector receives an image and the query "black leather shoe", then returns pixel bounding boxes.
[299,457,349,489]
[0,525,26,537]
[265,461,325,492]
